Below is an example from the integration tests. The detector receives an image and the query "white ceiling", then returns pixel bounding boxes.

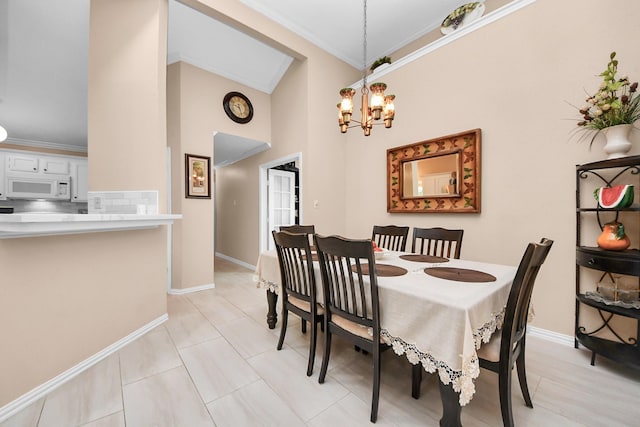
[0,0,474,165]
[167,0,295,94]
[0,0,89,150]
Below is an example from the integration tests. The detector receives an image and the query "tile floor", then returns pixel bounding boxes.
[2,257,640,427]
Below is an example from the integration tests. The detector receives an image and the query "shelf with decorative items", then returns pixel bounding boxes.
[575,155,640,370]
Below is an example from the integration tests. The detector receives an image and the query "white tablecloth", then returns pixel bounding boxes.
[256,250,517,406]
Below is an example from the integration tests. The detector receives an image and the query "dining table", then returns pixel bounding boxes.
[255,249,517,427]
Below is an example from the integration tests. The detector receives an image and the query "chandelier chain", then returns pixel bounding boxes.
[362,0,368,89]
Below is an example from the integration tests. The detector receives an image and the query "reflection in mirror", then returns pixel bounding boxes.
[402,152,460,198]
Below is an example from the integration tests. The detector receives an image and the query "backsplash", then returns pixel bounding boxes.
[0,199,88,214]
[88,190,158,215]
[0,191,159,215]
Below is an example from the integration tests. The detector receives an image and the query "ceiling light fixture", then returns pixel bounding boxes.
[0,125,7,142]
[337,0,395,136]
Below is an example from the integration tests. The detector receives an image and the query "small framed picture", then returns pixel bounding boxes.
[185,153,211,199]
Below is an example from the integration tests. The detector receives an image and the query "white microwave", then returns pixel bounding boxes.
[5,176,71,200]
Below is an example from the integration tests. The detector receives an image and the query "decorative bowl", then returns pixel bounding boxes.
[374,248,390,260]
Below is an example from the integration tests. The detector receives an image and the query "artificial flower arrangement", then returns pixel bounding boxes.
[576,52,640,141]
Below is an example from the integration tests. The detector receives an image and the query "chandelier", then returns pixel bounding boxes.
[337,0,395,136]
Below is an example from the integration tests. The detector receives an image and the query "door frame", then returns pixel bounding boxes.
[259,152,302,253]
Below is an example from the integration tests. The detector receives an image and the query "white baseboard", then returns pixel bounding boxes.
[528,325,574,347]
[167,283,215,295]
[215,252,256,271]
[0,314,168,423]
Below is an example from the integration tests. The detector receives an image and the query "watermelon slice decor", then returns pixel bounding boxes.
[593,185,634,208]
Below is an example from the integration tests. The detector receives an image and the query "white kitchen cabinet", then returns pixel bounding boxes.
[41,156,70,175]
[7,153,39,173]
[71,159,88,202]
[1,150,88,202]
[6,153,70,175]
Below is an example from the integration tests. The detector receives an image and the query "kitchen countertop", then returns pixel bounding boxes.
[0,213,182,238]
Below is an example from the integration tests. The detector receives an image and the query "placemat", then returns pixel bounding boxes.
[424,267,496,282]
[400,254,449,263]
[351,263,408,277]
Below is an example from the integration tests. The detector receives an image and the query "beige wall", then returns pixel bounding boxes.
[167,61,271,289]
[0,230,167,406]
[88,0,168,202]
[344,0,640,336]
[206,0,359,265]
[0,0,169,407]
[216,58,309,263]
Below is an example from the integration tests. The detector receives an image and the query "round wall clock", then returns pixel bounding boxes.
[223,91,254,124]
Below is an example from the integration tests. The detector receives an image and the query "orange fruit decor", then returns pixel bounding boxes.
[597,221,631,251]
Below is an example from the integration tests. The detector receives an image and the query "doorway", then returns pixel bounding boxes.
[266,168,296,250]
[259,152,302,252]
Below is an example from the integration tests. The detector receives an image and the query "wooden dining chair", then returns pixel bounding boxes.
[371,225,409,252]
[272,230,323,376]
[411,238,554,427]
[278,225,316,333]
[411,227,464,259]
[314,234,389,423]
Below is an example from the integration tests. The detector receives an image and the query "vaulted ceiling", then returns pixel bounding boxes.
[0,0,476,164]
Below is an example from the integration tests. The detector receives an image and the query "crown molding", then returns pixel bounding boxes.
[2,137,87,154]
[351,0,537,88]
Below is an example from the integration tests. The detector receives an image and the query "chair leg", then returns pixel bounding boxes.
[516,352,533,408]
[411,364,422,399]
[370,347,381,423]
[276,308,289,350]
[318,327,332,384]
[498,366,515,427]
[301,319,307,334]
[306,319,317,377]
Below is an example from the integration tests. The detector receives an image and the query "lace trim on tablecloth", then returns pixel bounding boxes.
[383,306,506,407]
[256,277,279,294]
[258,275,509,406]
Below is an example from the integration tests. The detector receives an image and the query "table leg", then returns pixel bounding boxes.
[438,379,462,427]
[266,289,278,329]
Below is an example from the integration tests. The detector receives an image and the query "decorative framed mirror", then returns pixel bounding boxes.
[387,128,481,213]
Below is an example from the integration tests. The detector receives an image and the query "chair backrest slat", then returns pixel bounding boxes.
[272,230,316,305]
[371,225,409,252]
[411,227,464,259]
[314,234,379,328]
